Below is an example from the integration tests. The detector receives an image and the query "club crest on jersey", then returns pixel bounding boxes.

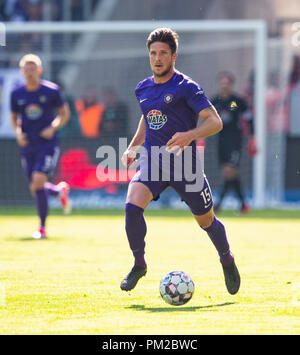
[147,109,167,130]
[164,94,173,104]
[39,95,47,103]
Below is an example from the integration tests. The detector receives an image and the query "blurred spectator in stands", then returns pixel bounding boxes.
[27,0,43,49]
[289,54,300,90]
[145,0,172,20]
[0,1,5,20]
[265,71,290,133]
[244,66,293,134]
[26,0,42,21]
[243,69,254,114]
[69,0,99,21]
[286,54,300,134]
[4,0,42,21]
[75,85,105,139]
[2,0,61,21]
[49,0,61,21]
[4,0,27,22]
[100,87,129,138]
[70,0,84,21]
[57,82,81,138]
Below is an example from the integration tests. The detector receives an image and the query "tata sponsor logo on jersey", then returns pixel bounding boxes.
[146,109,167,130]
[25,104,43,120]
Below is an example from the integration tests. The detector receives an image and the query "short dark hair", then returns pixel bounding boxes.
[147,27,179,54]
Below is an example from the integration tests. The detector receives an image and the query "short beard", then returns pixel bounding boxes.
[153,64,173,78]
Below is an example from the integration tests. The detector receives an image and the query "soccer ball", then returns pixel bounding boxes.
[159,271,194,306]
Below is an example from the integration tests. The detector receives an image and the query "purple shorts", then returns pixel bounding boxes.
[20,143,60,181]
[131,170,214,215]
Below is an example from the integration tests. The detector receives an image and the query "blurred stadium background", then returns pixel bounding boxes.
[0,0,300,210]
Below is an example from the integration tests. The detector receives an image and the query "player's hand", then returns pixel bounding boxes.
[40,126,56,140]
[166,131,194,156]
[247,136,257,158]
[16,131,28,147]
[121,149,137,168]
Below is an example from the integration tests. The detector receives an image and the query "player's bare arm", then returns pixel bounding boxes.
[121,116,145,168]
[40,103,70,140]
[11,111,28,147]
[166,105,222,154]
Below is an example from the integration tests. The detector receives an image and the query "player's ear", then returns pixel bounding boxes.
[172,52,177,62]
[38,67,43,75]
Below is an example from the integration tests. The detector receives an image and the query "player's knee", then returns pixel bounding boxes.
[31,181,45,192]
[31,172,47,192]
[199,215,215,229]
[126,182,152,209]
[194,208,215,229]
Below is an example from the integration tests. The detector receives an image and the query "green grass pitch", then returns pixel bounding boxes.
[0,208,299,335]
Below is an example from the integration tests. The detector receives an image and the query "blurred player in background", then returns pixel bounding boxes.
[100,87,129,138]
[211,71,256,213]
[11,54,71,239]
[120,28,240,295]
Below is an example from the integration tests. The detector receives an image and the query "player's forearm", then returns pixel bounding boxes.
[189,108,223,141]
[51,116,68,131]
[11,113,20,133]
[127,116,145,151]
[11,113,28,146]
[51,104,70,131]
[189,116,222,140]
[128,133,145,151]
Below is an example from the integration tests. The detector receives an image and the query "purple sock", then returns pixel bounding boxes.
[134,255,146,269]
[202,217,234,266]
[44,182,60,196]
[35,189,48,228]
[125,203,147,268]
[220,250,234,266]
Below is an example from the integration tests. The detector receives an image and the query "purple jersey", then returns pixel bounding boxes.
[135,70,211,150]
[132,70,214,215]
[135,70,211,178]
[10,80,65,146]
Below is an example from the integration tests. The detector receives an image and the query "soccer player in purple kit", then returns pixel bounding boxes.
[120,28,241,295]
[11,54,71,239]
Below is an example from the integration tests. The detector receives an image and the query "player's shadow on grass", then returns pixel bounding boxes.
[127,302,235,313]
[7,236,62,242]
[17,237,47,241]
[4,236,42,242]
